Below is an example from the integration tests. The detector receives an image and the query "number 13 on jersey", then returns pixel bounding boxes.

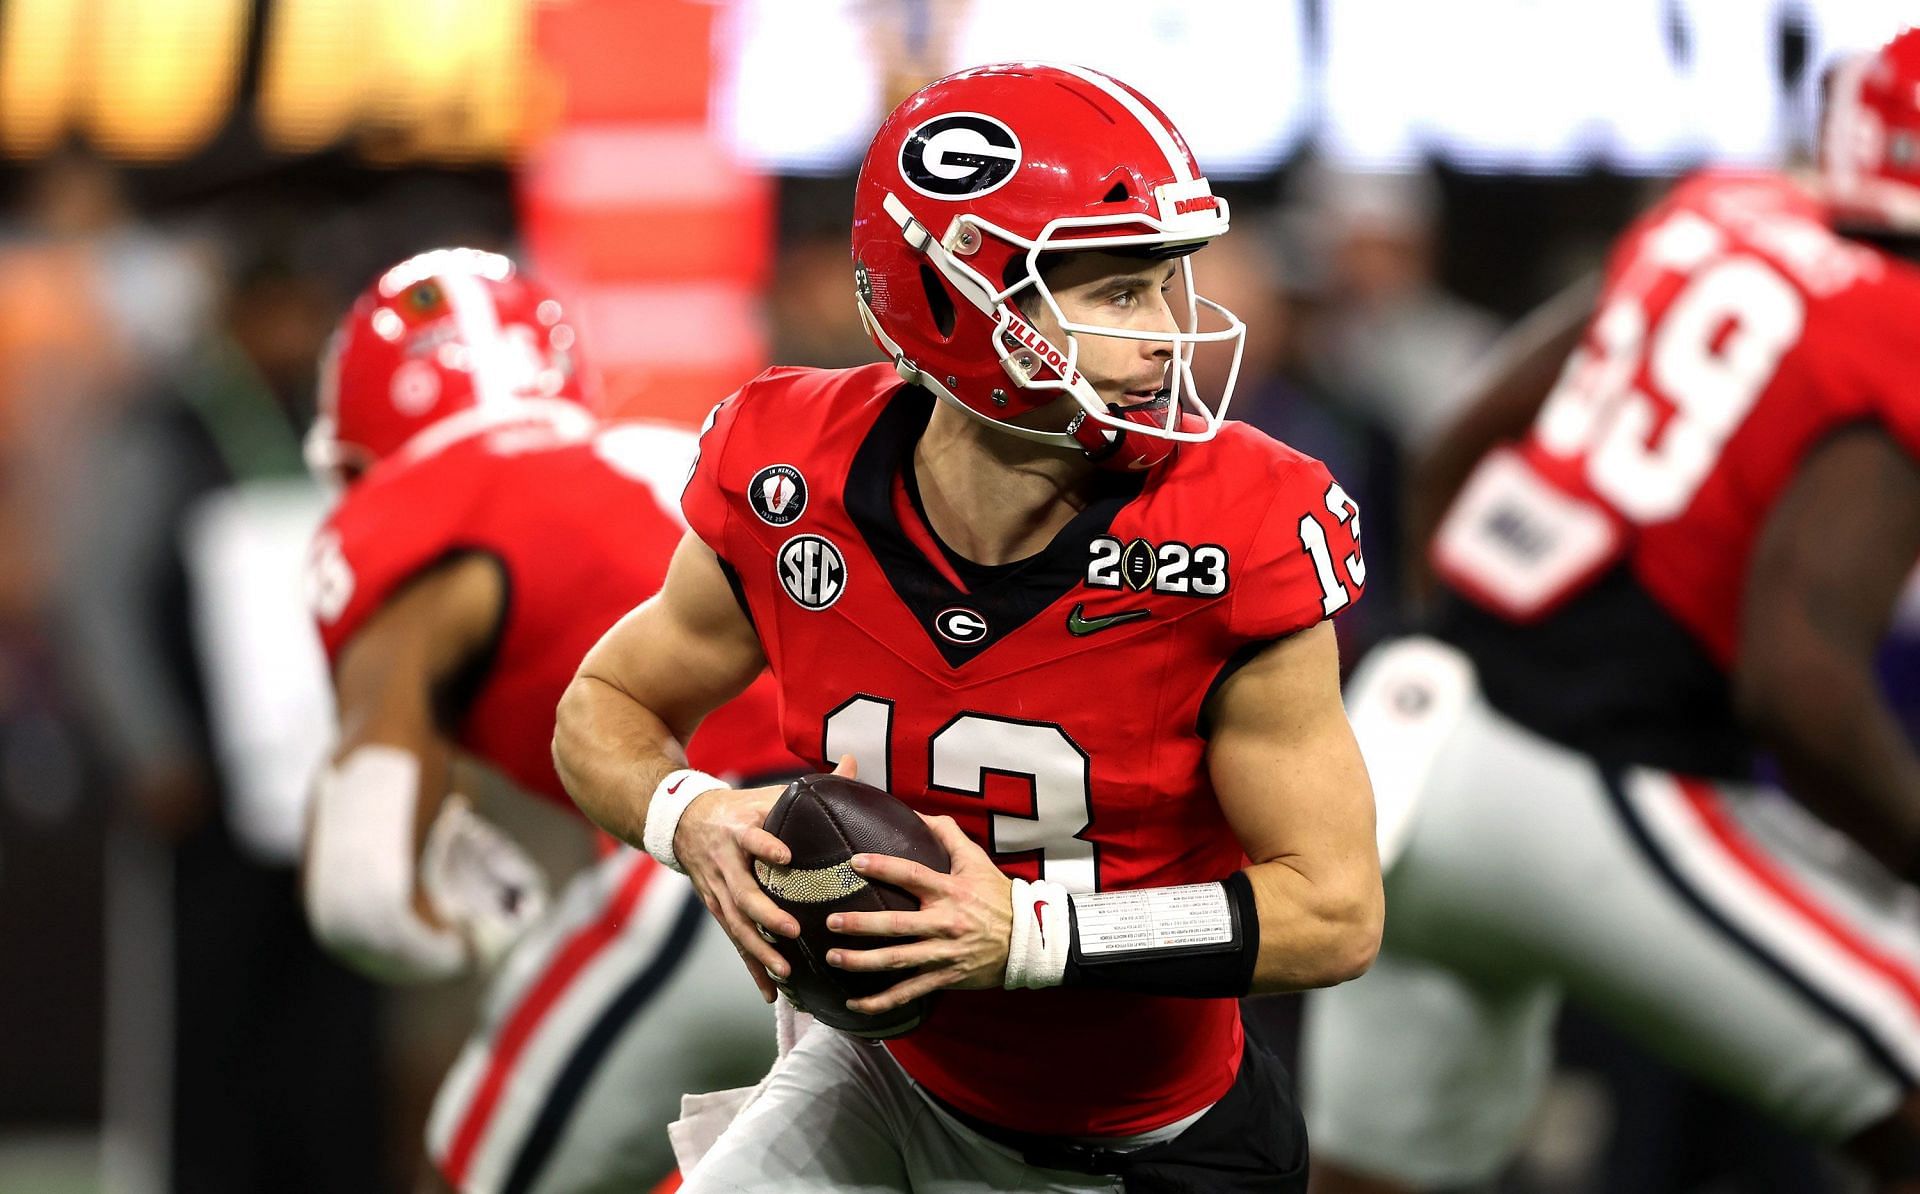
[824,696,1098,893]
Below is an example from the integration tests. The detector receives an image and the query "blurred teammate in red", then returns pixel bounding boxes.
[1306,29,1920,1194]
[555,63,1383,1192]
[300,249,801,1193]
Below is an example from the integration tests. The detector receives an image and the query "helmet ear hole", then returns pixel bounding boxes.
[1102,182,1131,202]
[918,264,957,338]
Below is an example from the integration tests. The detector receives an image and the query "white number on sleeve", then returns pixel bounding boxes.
[1299,481,1364,617]
[304,530,356,624]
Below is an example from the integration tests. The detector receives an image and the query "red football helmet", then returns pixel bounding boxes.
[851,62,1245,471]
[306,248,595,485]
[1821,26,1920,233]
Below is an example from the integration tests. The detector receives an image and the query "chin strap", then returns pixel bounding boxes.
[874,190,1179,470]
[1068,405,1178,472]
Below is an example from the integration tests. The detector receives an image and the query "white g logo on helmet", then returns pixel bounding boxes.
[899,113,1022,200]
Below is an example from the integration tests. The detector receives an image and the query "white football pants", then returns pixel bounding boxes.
[1303,636,1920,1187]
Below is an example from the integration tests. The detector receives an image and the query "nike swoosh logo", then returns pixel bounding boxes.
[666,777,688,795]
[1066,603,1151,637]
[1033,899,1049,949]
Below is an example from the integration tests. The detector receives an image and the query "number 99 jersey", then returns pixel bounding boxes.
[682,363,1364,1138]
[1432,170,1920,774]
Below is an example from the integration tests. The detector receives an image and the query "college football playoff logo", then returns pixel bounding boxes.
[749,463,808,526]
[899,113,1022,199]
[779,535,846,610]
[1120,538,1157,592]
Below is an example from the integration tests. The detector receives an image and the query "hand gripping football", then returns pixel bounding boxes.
[753,774,951,1038]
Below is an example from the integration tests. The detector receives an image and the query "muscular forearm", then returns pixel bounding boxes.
[552,675,689,848]
[554,666,805,1003]
[1018,861,1381,999]
[1198,622,1384,992]
[1243,858,1383,993]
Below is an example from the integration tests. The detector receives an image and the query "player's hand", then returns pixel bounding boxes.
[674,755,857,1001]
[824,814,1014,1014]
[419,795,550,969]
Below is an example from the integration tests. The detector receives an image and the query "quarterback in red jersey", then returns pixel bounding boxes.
[300,249,801,1192]
[555,64,1382,1191]
[1306,29,1920,1194]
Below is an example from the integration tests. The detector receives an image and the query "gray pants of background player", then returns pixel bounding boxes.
[426,851,776,1193]
[1303,637,1920,1188]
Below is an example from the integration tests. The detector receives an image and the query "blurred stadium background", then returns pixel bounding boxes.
[0,1,1916,1191]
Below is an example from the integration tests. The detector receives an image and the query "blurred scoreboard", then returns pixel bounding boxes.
[3,0,1916,174]
[0,0,529,162]
[721,0,1920,176]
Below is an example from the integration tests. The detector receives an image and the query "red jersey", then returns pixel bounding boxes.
[1432,169,1920,774]
[683,363,1364,1136]
[310,416,801,810]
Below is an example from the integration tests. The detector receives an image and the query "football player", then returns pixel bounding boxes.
[1303,28,1920,1194]
[554,63,1384,1191]
[300,249,803,1193]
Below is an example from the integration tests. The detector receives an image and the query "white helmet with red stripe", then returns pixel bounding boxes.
[307,248,595,485]
[852,62,1245,471]
[1821,27,1920,234]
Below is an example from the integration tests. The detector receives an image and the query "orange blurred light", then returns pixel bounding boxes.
[363,0,530,162]
[0,0,85,156]
[263,0,531,162]
[0,0,532,163]
[258,0,367,152]
[86,0,252,160]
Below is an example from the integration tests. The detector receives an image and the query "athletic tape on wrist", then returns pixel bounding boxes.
[1003,878,1072,989]
[1062,871,1261,997]
[644,769,728,874]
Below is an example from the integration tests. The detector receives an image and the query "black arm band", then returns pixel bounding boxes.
[1060,870,1261,998]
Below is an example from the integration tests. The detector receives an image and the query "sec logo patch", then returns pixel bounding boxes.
[750,464,808,526]
[779,534,846,610]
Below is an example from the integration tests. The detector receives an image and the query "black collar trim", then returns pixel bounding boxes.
[844,387,1143,667]
[897,455,1033,592]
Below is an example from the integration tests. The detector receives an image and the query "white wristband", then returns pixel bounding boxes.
[644,769,728,873]
[1003,878,1072,990]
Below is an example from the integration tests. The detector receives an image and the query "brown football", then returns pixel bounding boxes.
[753,774,950,1038]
